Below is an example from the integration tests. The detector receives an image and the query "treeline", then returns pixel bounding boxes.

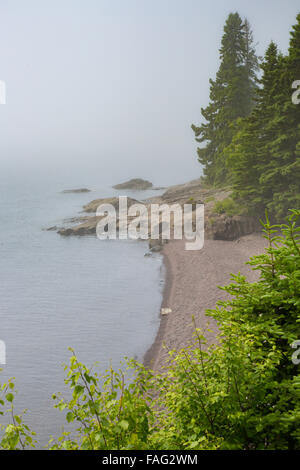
[192,12,300,221]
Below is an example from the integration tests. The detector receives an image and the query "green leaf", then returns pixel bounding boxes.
[5,393,14,403]
[66,412,74,423]
[119,420,129,431]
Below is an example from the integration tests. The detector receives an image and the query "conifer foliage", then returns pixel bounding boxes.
[192,13,259,185]
[229,14,300,221]
[193,12,300,222]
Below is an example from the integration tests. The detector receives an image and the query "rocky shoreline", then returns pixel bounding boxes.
[50,178,260,245]
[46,178,264,372]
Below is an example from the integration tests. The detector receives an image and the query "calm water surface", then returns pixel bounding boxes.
[0,169,164,447]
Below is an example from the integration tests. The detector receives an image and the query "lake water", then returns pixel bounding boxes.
[0,167,164,447]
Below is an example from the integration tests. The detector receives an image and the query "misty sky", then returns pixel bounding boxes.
[0,0,299,186]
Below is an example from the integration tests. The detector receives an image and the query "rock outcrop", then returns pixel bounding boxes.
[113,178,153,190]
[83,197,139,213]
[58,197,140,236]
[206,215,260,241]
[58,216,102,236]
[54,178,261,241]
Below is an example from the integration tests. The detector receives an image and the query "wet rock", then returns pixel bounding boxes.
[43,225,59,232]
[58,217,102,236]
[150,245,163,253]
[206,215,260,241]
[113,178,153,190]
[83,197,139,213]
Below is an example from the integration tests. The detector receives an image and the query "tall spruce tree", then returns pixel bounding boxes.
[192,13,258,185]
[227,41,281,214]
[229,14,300,221]
[261,13,300,220]
[243,19,260,114]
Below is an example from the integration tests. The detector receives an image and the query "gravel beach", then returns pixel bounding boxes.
[144,233,267,371]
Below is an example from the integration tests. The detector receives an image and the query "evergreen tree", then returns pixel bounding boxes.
[261,13,300,220]
[229,14,300,221]
[242,19,260,115]
[192,13,259,185]
[227,41,281,214]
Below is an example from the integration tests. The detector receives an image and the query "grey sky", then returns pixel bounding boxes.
[0,0,299,185]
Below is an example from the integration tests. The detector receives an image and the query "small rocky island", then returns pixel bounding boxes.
[61,188,91,194]
[112,178,153,190]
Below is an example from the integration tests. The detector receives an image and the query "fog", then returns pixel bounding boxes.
[0,0,299,186]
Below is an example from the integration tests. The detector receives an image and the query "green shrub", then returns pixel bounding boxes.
[213,197,242,216]
[0,377,36,449]
[204,196,216,204]
[49,353,156,450]
[153,210,300,450]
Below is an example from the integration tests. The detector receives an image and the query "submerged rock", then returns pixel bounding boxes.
[43,225,59,232]
[58,216,102,236]
[62,216,90,224]
[150,245,163,253]
[61,188,91,194]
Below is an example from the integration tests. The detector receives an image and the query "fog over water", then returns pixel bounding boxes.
[0,0,299,185]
